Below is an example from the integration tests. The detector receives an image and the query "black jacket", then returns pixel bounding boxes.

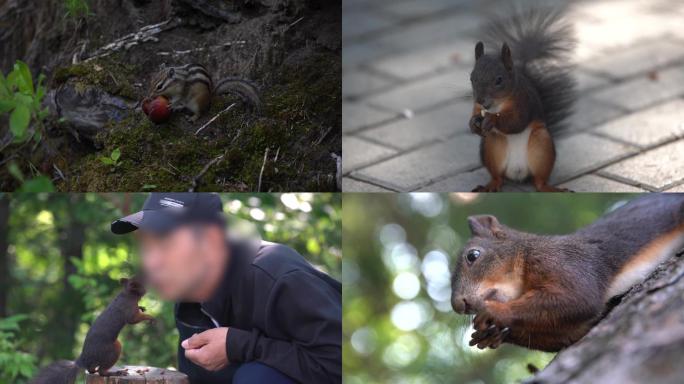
[175,240,342,384]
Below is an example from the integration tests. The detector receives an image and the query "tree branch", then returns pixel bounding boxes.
[528,252,684,383]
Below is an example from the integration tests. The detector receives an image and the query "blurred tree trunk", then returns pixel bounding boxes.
[52,194,87,355]
[0,194,9,317]
[529,254,684,384]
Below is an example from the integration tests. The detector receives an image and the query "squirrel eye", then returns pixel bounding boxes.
[495,76,503,86]
[466,249,481,264]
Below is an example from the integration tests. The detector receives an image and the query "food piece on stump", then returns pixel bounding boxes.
[142,96,171,124]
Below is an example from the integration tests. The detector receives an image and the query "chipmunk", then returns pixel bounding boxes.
[147,63,262,122]
[451,194,684,352]
[468,8,576,192]
[31,277,154,384]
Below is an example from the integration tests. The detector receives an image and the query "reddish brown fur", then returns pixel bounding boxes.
[526,120,564,192]
[480,132,507,192]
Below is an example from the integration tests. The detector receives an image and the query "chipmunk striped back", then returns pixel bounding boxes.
[148,63,214,98]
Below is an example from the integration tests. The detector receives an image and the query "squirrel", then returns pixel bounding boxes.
[31,276,154,384]
[468,8,576,192]
[451,194,684,352]
[147,63,262,121]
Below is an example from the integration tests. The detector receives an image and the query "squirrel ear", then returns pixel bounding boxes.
[475,42,484,60]
[467,215,506,239]
[501,43,513,71]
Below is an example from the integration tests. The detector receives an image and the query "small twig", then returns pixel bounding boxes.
[331,153,341,190]
[167,162,180,173]
[53,164,66,181]
[286,17,304,32]
[85,19,179,61]
[157,41,246,56]
[273,147,280,163]
[160,166,177,176]
[257,147,270,192]
[315,126,333,145]
[189,153,226,192]
[195,103,237,135]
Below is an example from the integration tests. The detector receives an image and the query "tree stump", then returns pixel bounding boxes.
[85,366,188,384]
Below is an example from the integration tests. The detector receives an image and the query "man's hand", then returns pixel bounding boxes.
[181,327,229,371]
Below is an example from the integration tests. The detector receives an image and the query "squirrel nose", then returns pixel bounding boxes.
[462,299,473,314]
[452,295,475,314]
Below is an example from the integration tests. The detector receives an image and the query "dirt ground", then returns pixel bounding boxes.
[0,0,341,191]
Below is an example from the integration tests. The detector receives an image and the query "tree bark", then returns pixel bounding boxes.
[529,252,684,384]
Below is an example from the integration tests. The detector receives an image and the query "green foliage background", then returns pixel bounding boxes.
[343,193,638,384]
[0,193,340,383]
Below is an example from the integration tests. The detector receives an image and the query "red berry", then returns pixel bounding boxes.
[142,97,152,115]
[147,96,171,124]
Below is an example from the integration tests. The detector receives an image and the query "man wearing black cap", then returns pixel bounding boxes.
[111,193,342,384]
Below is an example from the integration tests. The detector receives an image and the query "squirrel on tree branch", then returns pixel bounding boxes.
[451,194,684,352]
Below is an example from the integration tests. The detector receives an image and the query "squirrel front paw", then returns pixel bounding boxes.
[469,115,484,136]
[481,115,496,133]
[470,308,511,349]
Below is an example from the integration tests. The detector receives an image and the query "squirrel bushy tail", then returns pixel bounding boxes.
[215,77,263,115]
[483,6,576,133]
[30,360,81,384]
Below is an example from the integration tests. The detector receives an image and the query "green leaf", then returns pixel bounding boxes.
[100,157,114,165]
[0,72,10,97]
[13,93,33,105]
[9,104,30,137]
[18,176,55,192]
[7,163,23,182]
[5,70,18,91]
[142,184,157,190]
[0,99,15,114]
[110,148,121,161]
[14,61,33,94]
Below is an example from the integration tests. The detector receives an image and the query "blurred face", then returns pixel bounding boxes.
[137,224,226,301]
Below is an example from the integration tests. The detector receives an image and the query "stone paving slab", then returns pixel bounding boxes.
[343,136,397,172]
[358,102,471,150]
[593,99,684,148]
[342,70,394,99]
[589,66,684,112]
[343,39,399,68]
[566,97,625,133]
[418,168,533,192]
[371,13,481,51]
[343,102,398,134]
[575,70,613,93]
[343,10,398,40]
[363,69,470,114]
[353,134,481,191]
[369,40,474,80]
[376,0,469,19]
[550,133,639,184]
[580,40,684,80]
[558,175,646,192]
[599,139,684,191]
[342,178,393,192]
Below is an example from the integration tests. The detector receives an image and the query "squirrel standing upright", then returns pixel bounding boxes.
[31,277,154,384]
[147,63,262,121]
[451,194,684,352]
[468,8,576,192]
